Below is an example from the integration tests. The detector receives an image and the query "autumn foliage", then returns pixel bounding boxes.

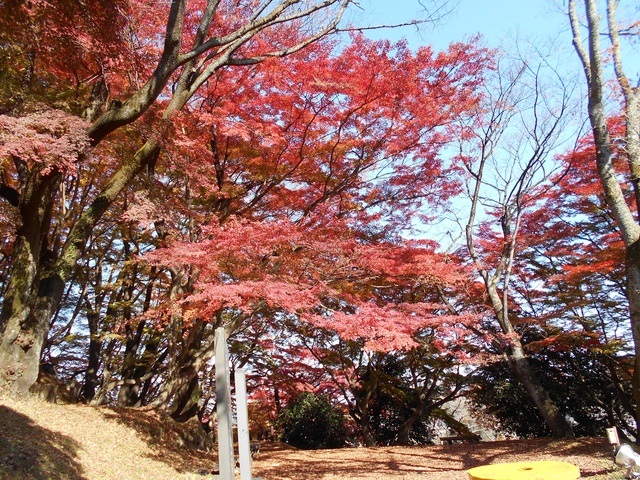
[0,0,637,447]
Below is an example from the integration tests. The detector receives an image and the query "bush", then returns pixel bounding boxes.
[278,392,346,449]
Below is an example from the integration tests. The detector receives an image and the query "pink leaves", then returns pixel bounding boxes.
[0,109,90,175]
[192,280,324,317]
[143,214,475,352]
[130,33,490,354]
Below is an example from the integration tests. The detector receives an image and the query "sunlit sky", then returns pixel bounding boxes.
[354,0,571,52]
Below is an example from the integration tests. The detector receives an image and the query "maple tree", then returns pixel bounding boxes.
[569,0,640,432]
[106,35,489,416]
[0,0,354,396]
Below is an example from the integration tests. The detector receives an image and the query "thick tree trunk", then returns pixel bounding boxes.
[395,408,423,446]
[0,170,61,396]
[0,304,51,397]
[164,366,201,421]
[153,359,207,420]
[351,383,377,446]
[151,321,217,420]
[475,316,575,437]
[627,241,640,432]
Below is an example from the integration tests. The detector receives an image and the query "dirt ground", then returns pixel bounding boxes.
[251,437,620,480]
[0,396,625,480]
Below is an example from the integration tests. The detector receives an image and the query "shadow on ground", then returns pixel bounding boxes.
[0,404,85,480]
[100,407,216,475]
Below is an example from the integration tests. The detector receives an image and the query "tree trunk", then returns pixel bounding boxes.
[627,241,640,432]
[81,308,101,400]
[359,414,377,447]
[116,320,146,407]
[0,170,61,396]
[507,343,575,438]
[395,409,422,446]
[115,264,142,407]
[479,268,575,437]
[151,320,217,420]
[351,382,377,447]
[112,260,157,406]
[164,366,201,421]
[491,286,574,438]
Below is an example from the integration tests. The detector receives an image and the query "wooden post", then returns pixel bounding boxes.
[215,327,234,479]
[236,369,253,480]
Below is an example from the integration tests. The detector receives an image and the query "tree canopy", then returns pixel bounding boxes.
[1,0,639,447]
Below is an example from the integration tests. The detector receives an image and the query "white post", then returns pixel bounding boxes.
[235,369,253,480]
[606,427,620,448]
[215,327,235,479]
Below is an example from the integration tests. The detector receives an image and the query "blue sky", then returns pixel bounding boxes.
[355,0,570,52]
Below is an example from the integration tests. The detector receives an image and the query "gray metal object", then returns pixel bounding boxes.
[616,444,640,479]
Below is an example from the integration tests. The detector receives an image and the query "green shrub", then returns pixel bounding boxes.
[278,392,346,449]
